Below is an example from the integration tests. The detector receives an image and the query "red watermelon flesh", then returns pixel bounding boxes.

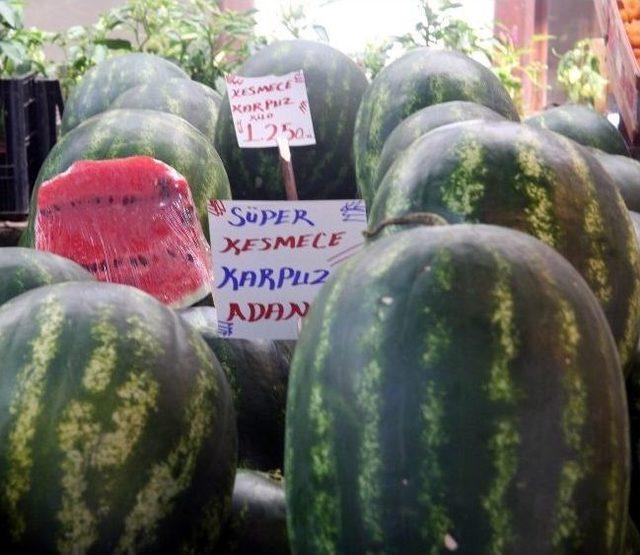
[35,156,213,308]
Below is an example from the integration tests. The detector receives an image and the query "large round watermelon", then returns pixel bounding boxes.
[215,40,368,200]
[0,247,93,306]
[354,48,520,206]
[0,281,237,553]
[591,150,640,212]
[61,53,188,134]
[369,120,640,369]
[181,307,292,471]
[525,104,630,156]
[216,470,289,555]
[375,101,505,187]
[111,78,221,144]
[286,224,628,555]
[22,108,231,246]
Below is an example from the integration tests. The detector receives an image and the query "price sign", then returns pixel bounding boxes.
[225,70,317,149]
[208,199,367,340]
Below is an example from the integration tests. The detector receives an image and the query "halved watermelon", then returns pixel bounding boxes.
[34,156,213,308]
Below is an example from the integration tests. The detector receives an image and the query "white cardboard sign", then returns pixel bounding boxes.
[208,199,367,340]
[224,70,316,148]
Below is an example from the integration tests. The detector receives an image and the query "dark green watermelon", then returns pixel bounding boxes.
[61,53,188,134]
[369,120,640,369]
[216,470,289,555]
[215,40,368,200]
[375,101,505,187]
[0,281,237,553]
[354,49,520,206]
[110,78,220,143]
[22,108,231,246]
[526,104,630,156]
[591,150,640,212]
[0,247,93,305]
[180,307,293,471]
[286,224,628,554]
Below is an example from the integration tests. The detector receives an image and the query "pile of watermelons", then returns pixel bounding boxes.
[1,36,640,554]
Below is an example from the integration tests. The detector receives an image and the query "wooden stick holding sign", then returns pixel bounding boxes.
[277,136,299,201]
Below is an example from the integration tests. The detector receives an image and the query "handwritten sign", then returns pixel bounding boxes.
[224,70,316,148]
[208,200,367,340]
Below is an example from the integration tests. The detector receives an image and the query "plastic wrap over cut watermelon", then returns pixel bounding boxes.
[35,156,213,308]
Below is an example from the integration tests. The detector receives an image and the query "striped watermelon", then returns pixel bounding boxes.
[217,470,289,554]
[591,150,640,212]
[354,49,520,206]
[0,247,93,305]
[215,40,368,200]
[111,78,221,144]
[369,120,640,369]
[181,307,293,470]
[61,53,188,135]
[526,104,630,156]
[286,224,628,554]
[0,281,237,553]
[22,108,231,247]
[375,101,505,187]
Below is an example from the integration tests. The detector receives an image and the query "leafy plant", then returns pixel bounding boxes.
[54,0,259,94]
[557,39,607,107]
[356,39,394,80]
[278,0,331,42]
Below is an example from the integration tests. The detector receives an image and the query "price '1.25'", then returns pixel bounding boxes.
[244,122,307,142]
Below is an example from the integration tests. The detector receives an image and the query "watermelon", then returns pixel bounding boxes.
[526,104,630,156]
[0,281,237,553]
[354,49,520,206]
[61,53,188,134]
[35,157,213,308]
[591,150,640,212]
[214,40,368,200]
[22,108,231,247]
[110,78,221,143]
[0,247,93,306]
[181,307,293,470]
[375,101,505,188]
[369,120,640,369]
[216,470,289,555]
[286,224,628,554]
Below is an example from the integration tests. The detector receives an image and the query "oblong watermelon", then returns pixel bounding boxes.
[375,101,505,187]
[35,157,213,308]
[0,247,93,306]
[591,150,640,212]
[216,470,289,555]
[215,40,368,200]
[23,108,231,247]
[286,224,628,554]
[354,48,520,206]
[369,120,640,369]
[111,78,220,143]
[0,281,237,553]
[181,307,293,470]
[61,53,188,134]
[526,104,630,156]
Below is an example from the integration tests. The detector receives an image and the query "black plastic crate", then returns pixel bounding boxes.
[0,74,64,218]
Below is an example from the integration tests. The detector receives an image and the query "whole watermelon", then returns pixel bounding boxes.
[181,307,293,471]
[526,104,630,156]
[591,150,640,212]
[111,78,221,143]
[369,120,640,369]
[216,470,289,555]
[0,281,237,553]
[0,247,93,305]
[22,108,231,246]
[286,224,628,555]
[215,40,368,200]
[61,53,188,134]
[375,101,505,187]
[354,49,520,206]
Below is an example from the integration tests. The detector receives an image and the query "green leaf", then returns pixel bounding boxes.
[0,1,17,29]
[0,40,26,64]
[93,38,132,50]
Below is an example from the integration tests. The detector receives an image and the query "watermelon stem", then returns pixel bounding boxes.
[364,212,449,239]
